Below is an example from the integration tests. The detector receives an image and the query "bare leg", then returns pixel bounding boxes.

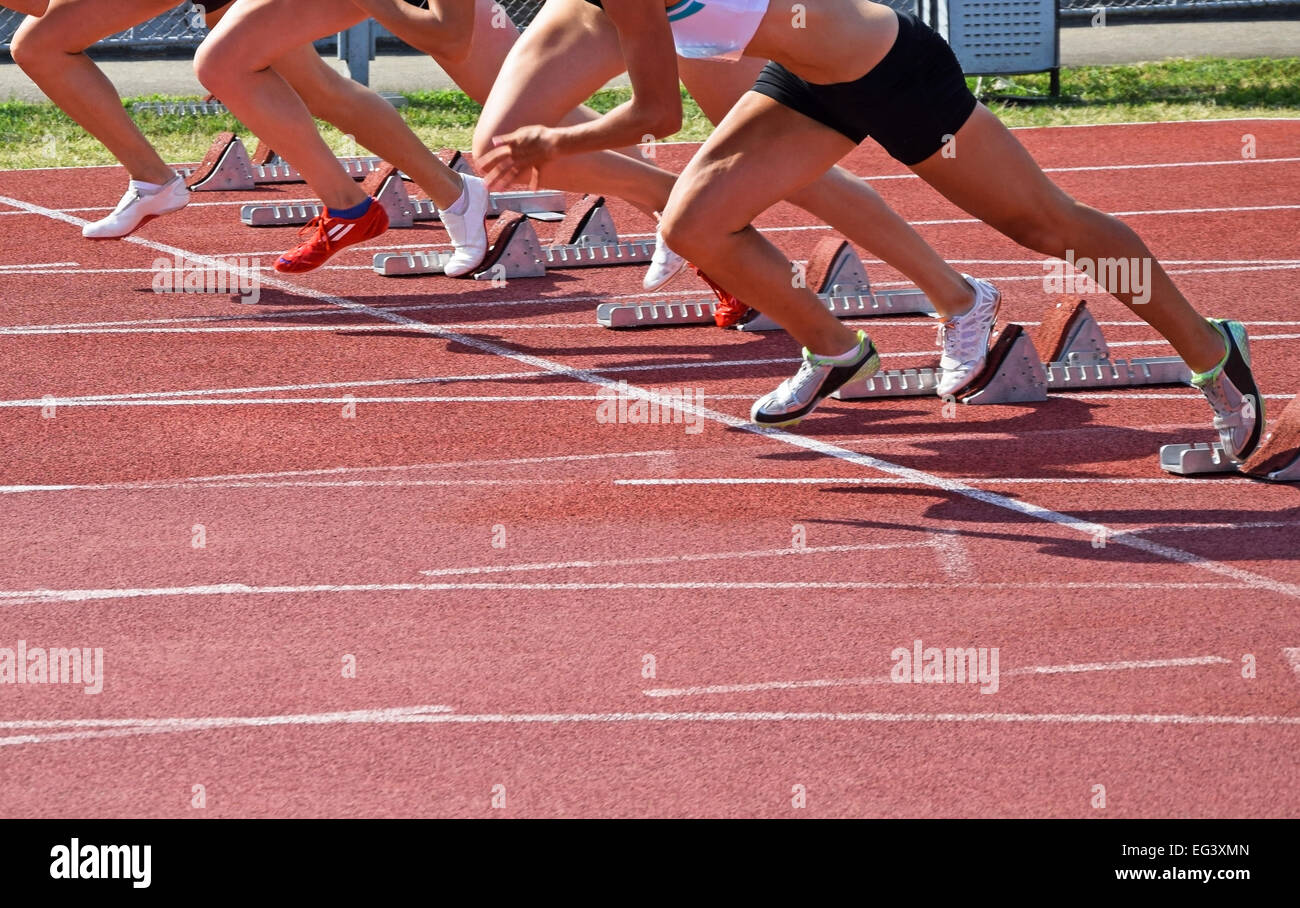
[473,0,676,217]
[261,37,463,206]
[660,93,862,355]
[195,0,372,211]
[911,105,1225,371]
[679,57,973,316]
[10,0,180,185]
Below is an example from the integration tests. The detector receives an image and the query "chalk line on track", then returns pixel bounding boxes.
[0,705,453,748]
[7,709,1299,749]
[0,580,1264,608]
[3,189,1297,602]
[643,655,1235,698]
[417,542,932,579]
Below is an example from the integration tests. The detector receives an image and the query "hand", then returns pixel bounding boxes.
[478,126,560,192]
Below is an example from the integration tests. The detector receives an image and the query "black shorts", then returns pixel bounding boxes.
[752,9,977,166]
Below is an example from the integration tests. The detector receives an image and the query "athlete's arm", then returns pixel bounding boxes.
[479,0,681,189]
[347,0,475,63]
[552,0,683,152]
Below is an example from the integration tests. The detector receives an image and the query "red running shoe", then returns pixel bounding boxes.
[692,265,751,328]
[274,201,389,274]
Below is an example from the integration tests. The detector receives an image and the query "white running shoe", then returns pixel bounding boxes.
[82,173,189,239]
[643,225,688,290]
[441,174,490,278]
[935,275,1001,398]
[1191,318,1264,463]
[750,331,880,428]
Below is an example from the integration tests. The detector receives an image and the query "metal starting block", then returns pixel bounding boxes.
[241,162,564,228]
[181,134,506,199]
[835,324,1049,405]
[1030,298,1191,390]
[372,195,649,277]
[1160,390,1300,481]
[595,238,935,329]
[835,297,1194,405]
[242,143,472,186]
[136,97,229,117]
[370,211,547,281]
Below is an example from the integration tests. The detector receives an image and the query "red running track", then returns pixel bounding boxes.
[0,118,1298,817]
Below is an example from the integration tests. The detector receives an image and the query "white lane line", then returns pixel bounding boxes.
[0,580,1260,607]
[0,450,675,495]
[0,704,451,730]
[644,655,1234,698]
[614,477,1251,486]
[0,705,453,748]
[856,156,1300,182]
[0,478,573,494]
[0,322,596,336]
[418,542,926,579]
[6,702,1300,747]
[4,191,1295,600]
[0,357,801,408]
[1128,521,1300,534]
[0,394,632,407]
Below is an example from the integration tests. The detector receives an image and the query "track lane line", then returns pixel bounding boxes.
[643,655,1235,698]
[4,191,1297,599]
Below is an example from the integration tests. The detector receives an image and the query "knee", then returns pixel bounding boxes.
[10,18,61,72]
[659,194,732,264]
[193,39,242,96]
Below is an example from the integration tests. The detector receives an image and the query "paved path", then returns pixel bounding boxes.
[0,19,1297,102]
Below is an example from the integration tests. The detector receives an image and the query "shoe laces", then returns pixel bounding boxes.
[295,215,334,251]
[937,309,982,359]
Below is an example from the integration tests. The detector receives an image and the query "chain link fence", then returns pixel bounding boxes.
[1059,0,1300,20]
[2,0,1297,54]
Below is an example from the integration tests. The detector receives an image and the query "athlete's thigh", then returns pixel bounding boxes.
[17,0,177,49]
[203,0,365,71]
[909,104,1074,228]
[434,0,521,104]
[668,91,855,230]
[677,56,766,125]
[475,0,626,140]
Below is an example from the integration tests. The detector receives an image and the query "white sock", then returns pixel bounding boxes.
[443,177,471,216]
[818,336,865,364]
[129,179,166,194]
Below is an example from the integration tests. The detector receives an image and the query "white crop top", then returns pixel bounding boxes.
[665,0,770,62]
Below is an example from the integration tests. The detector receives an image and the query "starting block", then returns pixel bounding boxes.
[242,143,472,186]
[1029,298,1191,390]
[135,94,229,117]
[595,237,935,329]
[368,211,546,281]
[182,132,256,192]
[835,297,1193,405]
[1160,391,1300,481]
[835,323,1049,405]
[372,195,651,277]
[241,161,564,228]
